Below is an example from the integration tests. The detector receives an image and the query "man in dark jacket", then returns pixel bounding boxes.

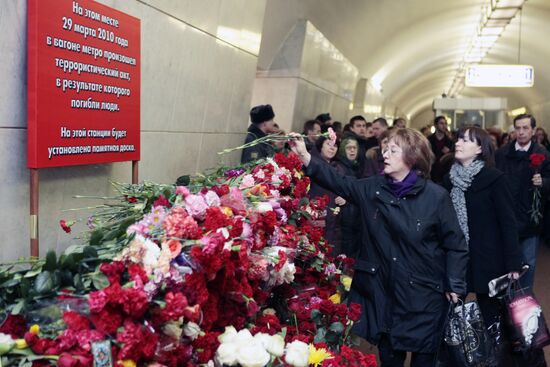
[495,114,550,290]
[240,104,276,164]
[428,115,454,183]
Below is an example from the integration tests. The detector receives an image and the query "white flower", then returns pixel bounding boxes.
[216,342,238,366]
[285,340,309,367]
[234,329,254,344]
[0,333,15,356]
[142,236,161,267]
[281,261,296,284]
[162,321,183,339]
[236,339,271,367]
[218,326,238,344]
[254,333,285,357]
[183,322,201,340]
[204,190,221,207]
[239,174,255,189]
[255,202,273,213]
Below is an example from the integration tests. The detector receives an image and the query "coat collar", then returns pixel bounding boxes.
[247,123,267,138]
[376,174,427,200]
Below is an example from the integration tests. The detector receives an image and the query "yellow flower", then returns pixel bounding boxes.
[340,275,352,291]
[329,293,341,304]
[117,360,136,367]
[29,324,40,335]
[309,345,333,367]
[14,339,28,349]
[221,206,233,217]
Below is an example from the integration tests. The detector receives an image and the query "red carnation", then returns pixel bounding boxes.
[90,306,122,335]
[160,292,189,321]
[63,311,90,331]
[0,314,27,338]
[128,263,149,284]
[153,194,171,208]
[121,287,149,318]
[99,261,125,285]
[59,219,74,233]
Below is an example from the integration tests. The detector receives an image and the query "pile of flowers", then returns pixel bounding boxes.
[0,152,377,367]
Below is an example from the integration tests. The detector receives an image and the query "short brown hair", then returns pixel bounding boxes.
[387,128,434,177]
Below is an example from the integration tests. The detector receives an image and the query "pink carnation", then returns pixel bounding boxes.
[185,194,209,220]
[176,186,190,197]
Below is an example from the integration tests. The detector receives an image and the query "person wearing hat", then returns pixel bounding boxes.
[241,104,277,163]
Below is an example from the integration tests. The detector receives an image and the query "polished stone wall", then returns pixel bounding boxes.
[252,20,358,133]
[0,0,266,261]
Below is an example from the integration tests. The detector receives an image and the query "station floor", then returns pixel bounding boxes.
[358,242,550,365]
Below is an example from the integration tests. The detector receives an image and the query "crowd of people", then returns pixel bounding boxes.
[241,104,550,366]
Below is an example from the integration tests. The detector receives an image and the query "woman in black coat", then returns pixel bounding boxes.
[442,127,524,366]
[333,137,362,258]
[308,136,342,254]
[290,128,468,367]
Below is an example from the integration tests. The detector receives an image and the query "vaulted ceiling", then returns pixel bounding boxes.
[260,0,550,120]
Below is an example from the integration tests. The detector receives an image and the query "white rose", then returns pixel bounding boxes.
[218,326,238,344]
[234,329,254,344]
[236,339,271,367]
[265,334,285,357]
[183,321,201,340]
[215,342,238,366]
[285,340,309,367]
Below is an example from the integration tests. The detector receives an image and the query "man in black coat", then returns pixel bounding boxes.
[428,116,454,183]
[240,105,276,164]
[495,114,550,290]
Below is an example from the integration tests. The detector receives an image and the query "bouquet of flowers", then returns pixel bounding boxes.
[0,152,376,367]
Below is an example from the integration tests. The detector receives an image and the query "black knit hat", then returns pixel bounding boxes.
[250,104,275,124]
[316,113,332,124]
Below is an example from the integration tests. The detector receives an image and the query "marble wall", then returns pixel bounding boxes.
[251,20,358,133]
[0,0,266,261]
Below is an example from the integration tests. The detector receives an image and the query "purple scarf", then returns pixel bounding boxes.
[387,170,418,198]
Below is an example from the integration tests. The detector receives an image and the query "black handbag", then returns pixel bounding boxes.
[436,300,498,366]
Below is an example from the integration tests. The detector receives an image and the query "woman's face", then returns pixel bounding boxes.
[536,129,545,142]
[321,140,337,161]
[455,130,481,166]
[382,139,410,180]
[345,140,358,161]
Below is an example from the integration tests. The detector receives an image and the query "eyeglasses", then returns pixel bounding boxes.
[382,147,403,156]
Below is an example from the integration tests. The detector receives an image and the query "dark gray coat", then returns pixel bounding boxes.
[240,124,275,164]
[305,157,468,353]
[442,166,524,293]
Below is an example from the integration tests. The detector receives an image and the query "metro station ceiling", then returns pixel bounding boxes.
[261,0,550,119]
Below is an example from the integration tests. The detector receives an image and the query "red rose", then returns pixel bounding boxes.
[530,153,546,170]
[319,299,335,315]
[348,303,362,322]
[63,311,90,331]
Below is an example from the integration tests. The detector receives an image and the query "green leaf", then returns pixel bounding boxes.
[11,299,25,315]
[83,246,98,259]
[23,268,43,278]
[313,327,327,344]
[329,321,345,334]
[310,309,322,322]
[34,271,53,294]
[89,230,104,247]
[91,272,110,290]
[43,251,57,272]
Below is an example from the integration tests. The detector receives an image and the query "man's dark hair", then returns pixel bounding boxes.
[513,113,536,128]
[372,117,388,127]
[303,120,320,134]
[349,115,366,127]
[434,115,447,125]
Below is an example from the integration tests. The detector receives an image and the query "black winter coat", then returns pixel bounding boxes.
[305,157,468,353]
[333,157,361,258]
[495,141,550,238]
[240,124,275,164]
[442,166,524,293]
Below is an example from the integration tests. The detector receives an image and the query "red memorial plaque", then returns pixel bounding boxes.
[28,0,140,168]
